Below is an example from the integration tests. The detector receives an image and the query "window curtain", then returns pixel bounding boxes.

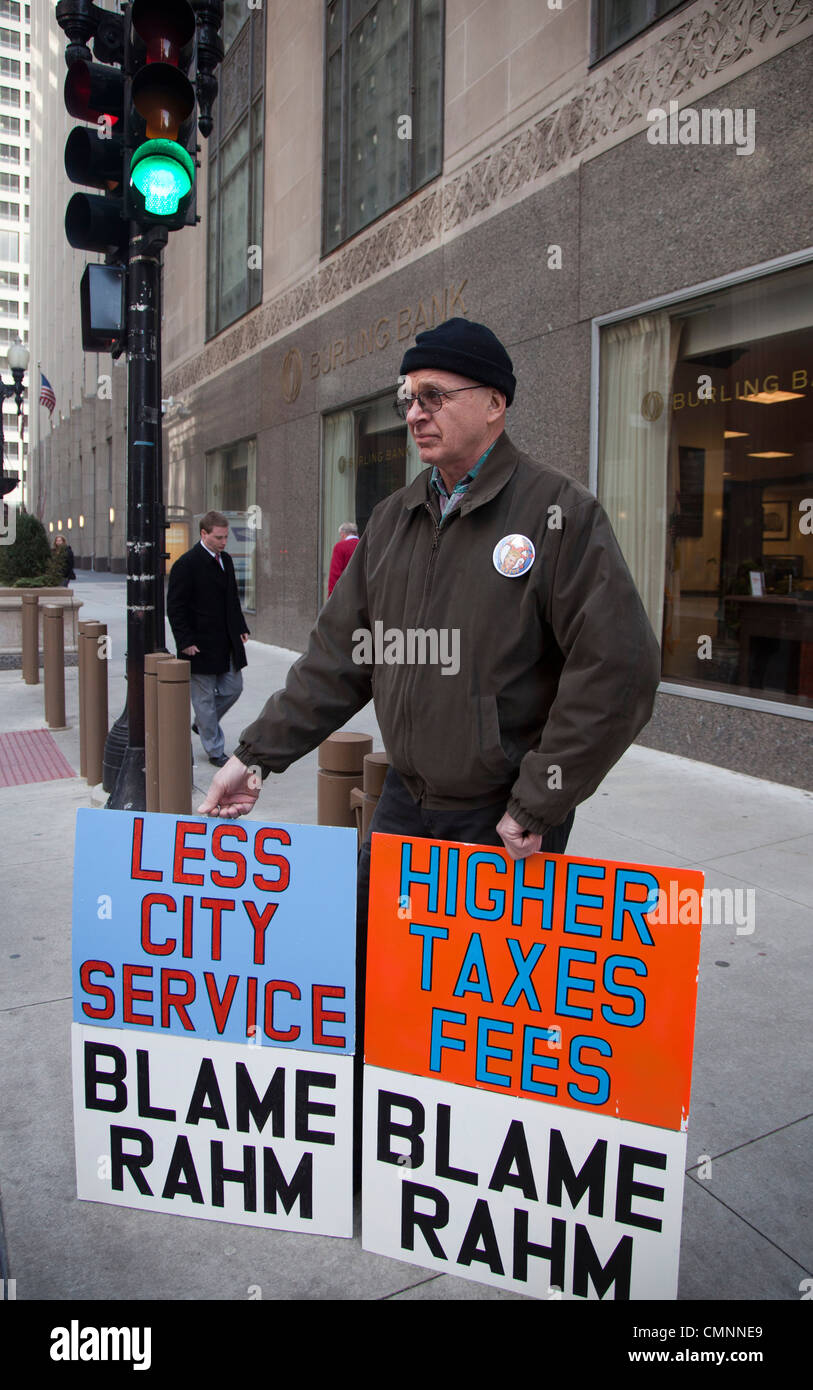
[241,440,257,611]
[322,410,356,604]
[598,312,683,643]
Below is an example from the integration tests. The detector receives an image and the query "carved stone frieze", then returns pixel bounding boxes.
[220,25,250,134]
[165,0,812,398]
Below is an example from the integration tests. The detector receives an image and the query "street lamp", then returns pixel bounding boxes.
[0,338,30,500]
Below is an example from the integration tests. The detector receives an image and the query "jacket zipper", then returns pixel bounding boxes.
[401,503,442,800]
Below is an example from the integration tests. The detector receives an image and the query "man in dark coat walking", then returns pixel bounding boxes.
[166,510,250,766]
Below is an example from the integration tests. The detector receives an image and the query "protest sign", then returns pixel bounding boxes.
[72,810,357,1237]
[364,836,703,1130]
[362,1066,686,1300]
[362,835,703,1296]
[73,1025,353,1236]
[72,810,356,1051]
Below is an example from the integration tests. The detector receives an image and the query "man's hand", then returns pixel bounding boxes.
[182,645,200,655]
[497,811,542,860]
[198,755,261,818]
[241,633,249,644]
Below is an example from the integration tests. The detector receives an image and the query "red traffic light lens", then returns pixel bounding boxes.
[147,37,179,65]
[65,62,91,120]
[131,0,196,69]
[65,62,122,125]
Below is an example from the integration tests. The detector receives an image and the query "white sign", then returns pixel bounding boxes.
[73,1025,354,1238]
[362,1066,687,1299]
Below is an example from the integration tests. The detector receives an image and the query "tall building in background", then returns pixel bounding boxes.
[0,0,30,506]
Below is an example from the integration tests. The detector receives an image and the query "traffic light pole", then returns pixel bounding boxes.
[57,0,223,810]
[107,221,168,810]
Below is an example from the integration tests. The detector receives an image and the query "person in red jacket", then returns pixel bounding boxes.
[328,522,359,595]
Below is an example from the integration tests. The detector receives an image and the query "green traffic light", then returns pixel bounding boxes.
[130,138,194,217]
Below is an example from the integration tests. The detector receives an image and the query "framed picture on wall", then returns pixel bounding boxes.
[762,500,790,542]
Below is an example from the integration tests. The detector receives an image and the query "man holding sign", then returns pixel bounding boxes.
[200,317,659,882]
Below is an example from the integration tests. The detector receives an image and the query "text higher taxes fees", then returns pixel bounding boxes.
[365,835,703,1132]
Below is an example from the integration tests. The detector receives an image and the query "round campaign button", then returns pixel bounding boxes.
[492,534,535,577]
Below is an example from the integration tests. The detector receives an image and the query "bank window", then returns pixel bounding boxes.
[597,261,813,711]
[222,0,248,50]
[321,392,424,602]
[323,0,443,254]
[590,1,686,64]
[204,438,257,610]
[205,10,264,338]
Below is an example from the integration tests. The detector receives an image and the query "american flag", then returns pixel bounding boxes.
[39,373,56,414]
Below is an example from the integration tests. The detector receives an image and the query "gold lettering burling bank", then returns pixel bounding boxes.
[671,369,809,409]
[305,280,469,379]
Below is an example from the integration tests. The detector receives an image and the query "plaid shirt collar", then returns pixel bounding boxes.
[430,443,496,524]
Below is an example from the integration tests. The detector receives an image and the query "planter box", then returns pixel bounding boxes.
[0,587,84,653]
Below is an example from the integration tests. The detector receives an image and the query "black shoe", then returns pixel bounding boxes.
[209,754,228,767]
[192,722,199,735]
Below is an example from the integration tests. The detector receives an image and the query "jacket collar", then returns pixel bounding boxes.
[404,430,519,514]
[200,539,226,570]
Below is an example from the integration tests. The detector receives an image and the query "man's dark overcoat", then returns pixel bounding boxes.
[167,542,249,675]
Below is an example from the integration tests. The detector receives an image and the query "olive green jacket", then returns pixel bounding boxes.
[236,431,661,833]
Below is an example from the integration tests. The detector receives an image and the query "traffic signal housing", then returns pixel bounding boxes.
[125,0,198,230]
[79,263,126,355]
[63,58,127,258]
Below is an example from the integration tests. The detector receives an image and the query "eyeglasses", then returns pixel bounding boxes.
[392,385,484,421]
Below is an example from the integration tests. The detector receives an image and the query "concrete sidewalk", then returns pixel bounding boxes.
[0,576,811,1300]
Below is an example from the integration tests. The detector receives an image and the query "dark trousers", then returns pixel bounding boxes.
[352,767,575,1182]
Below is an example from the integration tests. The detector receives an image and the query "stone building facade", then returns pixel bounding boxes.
[31,0,813,784]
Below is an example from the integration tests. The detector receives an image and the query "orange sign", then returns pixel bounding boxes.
[365,836,703,1133]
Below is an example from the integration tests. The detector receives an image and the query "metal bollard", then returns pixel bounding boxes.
[361,751,389,840]
[77,619,95,777]
[21,592,39,685]
[317,732,372,827]
[363,751,389,795]
[82,622,109,787]
[156,657,192,813]
[42,604,67,730]
[145,652,173,812]
[350,785,364,840]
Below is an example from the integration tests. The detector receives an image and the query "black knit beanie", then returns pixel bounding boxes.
[399,317,516,406]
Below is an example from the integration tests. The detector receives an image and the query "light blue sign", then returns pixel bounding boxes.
[72,809,357,1053]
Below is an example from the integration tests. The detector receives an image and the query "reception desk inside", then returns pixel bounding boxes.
[725,594,813,698]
